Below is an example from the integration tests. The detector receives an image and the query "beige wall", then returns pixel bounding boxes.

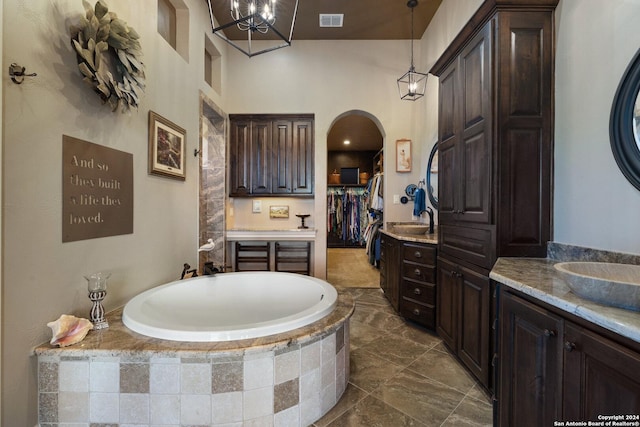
[4,0,640,423]
[224,40,423,278]
[1,1,228,424]
[553,0,640,254]
[0,2,3,422]
[224,1,484,278]
[419,0,640,257]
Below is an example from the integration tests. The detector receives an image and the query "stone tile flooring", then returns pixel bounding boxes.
[313,288,494,427]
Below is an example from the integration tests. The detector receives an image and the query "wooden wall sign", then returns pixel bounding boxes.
[62,135,133,242]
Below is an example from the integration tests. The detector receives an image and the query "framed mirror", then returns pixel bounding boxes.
[610,47,640,191]
[426,142,438,209]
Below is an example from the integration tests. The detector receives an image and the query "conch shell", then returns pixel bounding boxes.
[47,314,94,347]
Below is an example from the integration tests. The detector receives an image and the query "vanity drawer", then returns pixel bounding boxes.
[402,263,436,284]
[401,279,435,306]
[439,224,495,269]
[403,243,436,265]
[400,299,435,329]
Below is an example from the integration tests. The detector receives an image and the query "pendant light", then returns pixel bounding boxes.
[397,0,428,101]
[207,0,299,58]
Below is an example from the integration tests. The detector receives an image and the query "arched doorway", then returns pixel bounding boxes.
[326,110,384,287]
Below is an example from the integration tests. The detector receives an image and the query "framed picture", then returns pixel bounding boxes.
[396,139,412,172]
[148,111,186,180]
[269,205,289,218]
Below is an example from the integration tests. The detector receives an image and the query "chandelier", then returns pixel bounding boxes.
[397,0,428,101]
[207,0,299,58]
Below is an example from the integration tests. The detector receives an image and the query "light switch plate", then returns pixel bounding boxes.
[252,200,262,213]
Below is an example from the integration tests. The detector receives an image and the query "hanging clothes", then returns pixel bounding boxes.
[327,187,368,245]
[366,172,384,211]
[363,210,383,266]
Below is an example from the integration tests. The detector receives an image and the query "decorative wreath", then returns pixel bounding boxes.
[70,0,145,112]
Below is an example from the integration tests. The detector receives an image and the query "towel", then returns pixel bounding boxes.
[413,187,426,217]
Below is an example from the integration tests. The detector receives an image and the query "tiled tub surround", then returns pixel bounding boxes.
[35,291,354,426]
[490,243,640,343]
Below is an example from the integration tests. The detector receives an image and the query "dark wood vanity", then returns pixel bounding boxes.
[379,230,437,330]
[492,258,640,426]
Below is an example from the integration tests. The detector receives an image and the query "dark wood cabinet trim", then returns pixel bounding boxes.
[430,0,559,77]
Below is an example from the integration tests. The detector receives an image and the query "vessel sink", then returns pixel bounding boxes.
[392,224,430,235]
[554,262,640,311]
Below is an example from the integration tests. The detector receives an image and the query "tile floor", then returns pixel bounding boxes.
[326,248,381,288]
[320,258,494,426]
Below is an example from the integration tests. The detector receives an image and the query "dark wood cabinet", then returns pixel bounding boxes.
[563,323,640,421]
[431,0,557,391]
[437,22,492,228]
[229,118,252,196]
[251,120,271,194]
[380,233,437,329]
[437,256,491,386]
[498,288,640,425]
[379,233,400,311]
[498,290,563,427]
[229,114,314,197]
[399,243,437,329]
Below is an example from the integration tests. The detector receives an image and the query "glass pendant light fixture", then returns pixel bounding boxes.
[397,0,428,101]
[207,0,299,58]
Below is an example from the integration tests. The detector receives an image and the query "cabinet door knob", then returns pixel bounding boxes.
[414,268,422,277]
[564,341,576,352]
[413,308,421,316]
[414,251,422,258]
[413,287,422,295]
[544,329,557,337]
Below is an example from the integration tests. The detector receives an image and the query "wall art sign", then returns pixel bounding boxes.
[396,139,412,172]
[148,111,186,180]
[62,135,133,242]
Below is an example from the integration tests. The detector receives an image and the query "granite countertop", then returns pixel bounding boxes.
[226,228,316,232]
[380,225,438,245]
[491,257,640,343]
[226,228,317,240]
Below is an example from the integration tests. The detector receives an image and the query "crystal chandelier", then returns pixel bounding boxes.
[397,0,428,101]
[207,0,299,58]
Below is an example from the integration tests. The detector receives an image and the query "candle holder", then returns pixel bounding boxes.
[85,272,111,330]
[295,213,310,229]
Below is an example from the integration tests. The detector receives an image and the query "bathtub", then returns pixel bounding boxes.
[122,271,338,342]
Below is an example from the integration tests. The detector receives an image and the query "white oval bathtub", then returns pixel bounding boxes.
[122,272,338,342]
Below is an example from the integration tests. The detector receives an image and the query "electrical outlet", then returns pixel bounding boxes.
[252,200,262,213]
[393,194,400,204]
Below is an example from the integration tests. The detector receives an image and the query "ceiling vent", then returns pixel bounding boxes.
[319,14,344,28]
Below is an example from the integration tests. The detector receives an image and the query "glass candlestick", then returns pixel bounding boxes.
[85,272,110,330]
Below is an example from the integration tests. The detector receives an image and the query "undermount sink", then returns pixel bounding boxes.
[392,224,431,235]
[554,262,640,311]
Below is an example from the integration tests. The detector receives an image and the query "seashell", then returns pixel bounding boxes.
[47,314,94,347]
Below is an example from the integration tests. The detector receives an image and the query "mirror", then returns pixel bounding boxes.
[426,142,438,209]
[610,47,640,191]
[634,91,640,150]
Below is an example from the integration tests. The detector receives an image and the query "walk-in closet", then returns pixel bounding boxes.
[325,113,383,288]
